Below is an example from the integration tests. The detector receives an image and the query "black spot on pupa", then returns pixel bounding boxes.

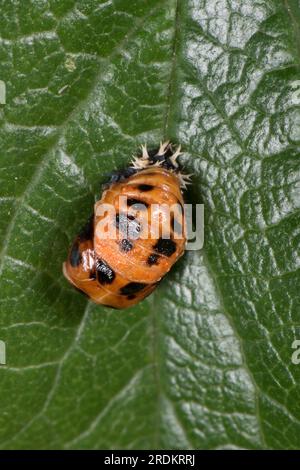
[147,253,160,266]
[70,241,82,267]
[95,258,115,285]
[78,215,94,242]
[127,294,136,300]
[120,282,147,296]
[120,239,133,252]
[153,238,177,257]
[127,198,149,209]
[138,184,153,192]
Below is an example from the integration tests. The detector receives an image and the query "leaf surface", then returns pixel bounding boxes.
[0,0,299,449]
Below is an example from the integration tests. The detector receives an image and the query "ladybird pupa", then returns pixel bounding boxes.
[63,142,190,309]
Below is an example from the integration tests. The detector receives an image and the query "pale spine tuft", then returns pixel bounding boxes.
[157,140,170,156]
[130,142,192,189]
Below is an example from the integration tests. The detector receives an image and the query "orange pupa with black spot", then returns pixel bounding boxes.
[63,142,191,309]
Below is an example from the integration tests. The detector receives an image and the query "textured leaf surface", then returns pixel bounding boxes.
[0,0,299,449]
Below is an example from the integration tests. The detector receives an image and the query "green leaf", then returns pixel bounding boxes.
[0,0,299,450]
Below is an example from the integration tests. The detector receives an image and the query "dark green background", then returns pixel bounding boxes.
[0,0,299,449]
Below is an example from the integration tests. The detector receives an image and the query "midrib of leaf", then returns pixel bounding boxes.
[163,0,181,140]
[149,0,183,450]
